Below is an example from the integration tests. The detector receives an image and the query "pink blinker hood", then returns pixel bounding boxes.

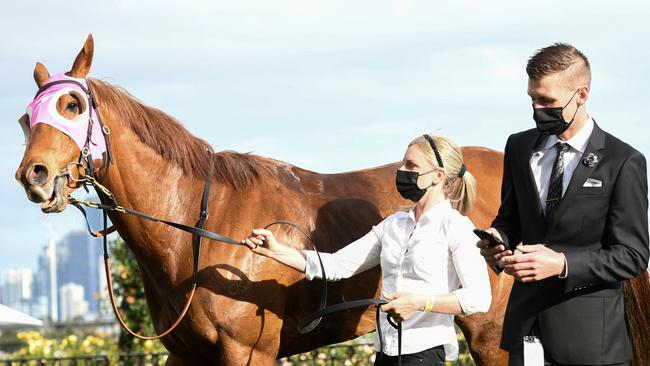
[22,73,107,161]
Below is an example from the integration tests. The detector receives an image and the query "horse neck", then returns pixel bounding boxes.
[91,87,233,283]
[104,131,210,270]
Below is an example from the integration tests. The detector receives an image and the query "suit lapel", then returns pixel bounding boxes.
[524,132,547,227]
[547,122,605,231]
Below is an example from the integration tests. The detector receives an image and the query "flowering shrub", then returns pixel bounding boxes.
[11,331,114,359]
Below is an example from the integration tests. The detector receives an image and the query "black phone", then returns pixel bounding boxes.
[473,229,504,247]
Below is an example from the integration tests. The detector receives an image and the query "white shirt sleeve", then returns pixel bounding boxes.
[449,217,492,315]
[304,219,387,281]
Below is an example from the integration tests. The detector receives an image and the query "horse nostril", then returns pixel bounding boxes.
[27,164,49,186]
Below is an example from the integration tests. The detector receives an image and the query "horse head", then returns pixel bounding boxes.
[15,34,105,213]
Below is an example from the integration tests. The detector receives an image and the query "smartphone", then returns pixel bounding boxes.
[473,229,504,247]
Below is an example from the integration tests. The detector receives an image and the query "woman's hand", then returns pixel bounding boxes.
[241,228,308,272]
[380,292,427,322]
[241,228,282,258]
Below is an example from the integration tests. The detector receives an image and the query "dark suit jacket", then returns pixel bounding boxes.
[492,122,649,365]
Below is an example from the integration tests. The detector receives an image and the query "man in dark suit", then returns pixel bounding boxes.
[477,43,649,366]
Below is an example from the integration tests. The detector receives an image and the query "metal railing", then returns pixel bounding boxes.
[0,353,169,366]
[276,343,375,365]
[0,344,376,366]
[0,355,109,366]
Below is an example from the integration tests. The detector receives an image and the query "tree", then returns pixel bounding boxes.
[108,238,165,354]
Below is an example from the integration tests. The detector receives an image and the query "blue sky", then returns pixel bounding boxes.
[1,1,649,273]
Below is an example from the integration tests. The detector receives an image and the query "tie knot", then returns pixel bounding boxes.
[556,142,570,153]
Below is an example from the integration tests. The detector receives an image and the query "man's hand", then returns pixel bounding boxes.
[476,228,512,270]
[500,244,566,282]
[380,293,426,322]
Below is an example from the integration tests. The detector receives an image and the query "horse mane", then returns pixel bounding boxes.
[88,78,271,187]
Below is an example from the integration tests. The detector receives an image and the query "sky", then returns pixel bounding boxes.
[1,0,649,274]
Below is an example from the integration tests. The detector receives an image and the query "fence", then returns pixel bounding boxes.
[0,353,168,366]
[1,342,473,366]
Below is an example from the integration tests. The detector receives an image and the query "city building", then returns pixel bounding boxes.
[59,283,89,322]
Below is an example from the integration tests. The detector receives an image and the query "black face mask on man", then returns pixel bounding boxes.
[533,89,581,136]
[395,169,434,202]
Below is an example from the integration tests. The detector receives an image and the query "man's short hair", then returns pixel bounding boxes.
[526,43,591,88]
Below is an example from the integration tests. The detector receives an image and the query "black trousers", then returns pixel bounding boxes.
[508,344,629,366]
[374,345,445,366]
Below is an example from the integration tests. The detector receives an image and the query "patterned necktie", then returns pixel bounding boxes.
[545,142,570,222]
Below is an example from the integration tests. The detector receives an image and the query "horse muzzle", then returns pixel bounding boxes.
[16,163,70,213]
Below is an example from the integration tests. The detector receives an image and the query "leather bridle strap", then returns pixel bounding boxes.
[299,298,402,366]
[70,175,241,246]
[70,174,331,339]
[96,169,213,340]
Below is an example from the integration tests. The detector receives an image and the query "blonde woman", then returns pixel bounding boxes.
[242,134,491,365]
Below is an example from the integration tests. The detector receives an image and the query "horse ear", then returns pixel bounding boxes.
[33,62,50,88]
[69,34,94,79]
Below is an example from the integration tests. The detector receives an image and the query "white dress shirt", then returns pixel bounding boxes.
[530,118,594,213]
[304,200,492,360]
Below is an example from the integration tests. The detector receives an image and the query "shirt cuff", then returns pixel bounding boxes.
[304,250,321,280]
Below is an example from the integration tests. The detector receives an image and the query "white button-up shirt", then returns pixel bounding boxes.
[530,118,594,213]
[304,200,491,360]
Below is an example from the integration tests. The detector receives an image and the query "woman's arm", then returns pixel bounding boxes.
[450,218,493,315]
[242,228,307,272]
[380,292,463,322]
[243,219,387,280]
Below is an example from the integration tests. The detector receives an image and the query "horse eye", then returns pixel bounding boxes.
[66,102,79,112]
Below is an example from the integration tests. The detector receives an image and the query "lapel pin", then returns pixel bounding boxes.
[582,153,599,168]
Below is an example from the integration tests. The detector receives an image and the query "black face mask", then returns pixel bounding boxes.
[533,89,580,136]
[396,169,434,202]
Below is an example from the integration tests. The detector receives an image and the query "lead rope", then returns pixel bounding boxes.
[71,172,332,339]
[72,173,401,359]
[97,166,212,340]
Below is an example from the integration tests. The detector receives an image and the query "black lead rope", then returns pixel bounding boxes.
[299,299,402,365]
[73,180,402,363]
[72,155,399,361]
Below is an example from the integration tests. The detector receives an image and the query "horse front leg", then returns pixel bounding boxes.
[215,303,285,366]
[218,330,280,366]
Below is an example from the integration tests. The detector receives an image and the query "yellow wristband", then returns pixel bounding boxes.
[424,297,434,312]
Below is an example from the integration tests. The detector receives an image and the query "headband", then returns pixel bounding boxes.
[422,134,444,168]
[422,134,467,178]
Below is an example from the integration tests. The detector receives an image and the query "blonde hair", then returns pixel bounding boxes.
[408,134,477,215]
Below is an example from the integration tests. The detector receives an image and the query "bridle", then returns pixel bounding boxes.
[26,75,403,363]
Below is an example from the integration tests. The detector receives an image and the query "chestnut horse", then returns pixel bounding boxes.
[14,35,650,366]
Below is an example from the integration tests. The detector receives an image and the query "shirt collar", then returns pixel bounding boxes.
[543,117,594,153]
[407,199,452,224]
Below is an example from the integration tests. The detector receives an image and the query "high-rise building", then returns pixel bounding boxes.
[59,283,89,322]
[32,239,58,321]
[57,231,102,318]
[1,268,34,314]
